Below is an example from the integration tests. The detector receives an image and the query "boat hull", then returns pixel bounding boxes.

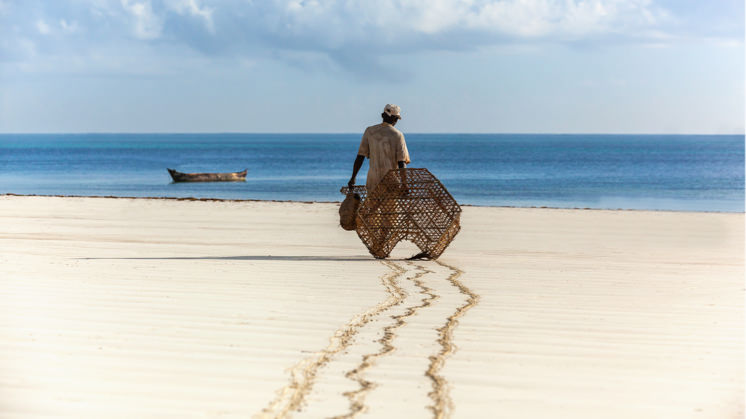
[167,168,247,182]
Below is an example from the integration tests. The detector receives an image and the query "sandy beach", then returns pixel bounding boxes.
[0,195,742,418]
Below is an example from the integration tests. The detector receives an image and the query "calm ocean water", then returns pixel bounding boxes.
[0,134,743,212]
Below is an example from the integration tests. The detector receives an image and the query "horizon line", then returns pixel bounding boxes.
[0,131,743,136]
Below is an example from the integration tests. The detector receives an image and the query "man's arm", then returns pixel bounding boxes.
[348,155,365,189]
[398,160,408,193]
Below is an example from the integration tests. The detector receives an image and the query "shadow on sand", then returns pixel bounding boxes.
[77,255,415,262]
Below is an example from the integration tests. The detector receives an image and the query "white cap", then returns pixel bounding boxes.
[383,104,402,119]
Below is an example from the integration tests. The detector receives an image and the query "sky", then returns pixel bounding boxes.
[0,0,743,134]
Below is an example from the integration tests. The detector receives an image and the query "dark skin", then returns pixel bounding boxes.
[348,113,407,189]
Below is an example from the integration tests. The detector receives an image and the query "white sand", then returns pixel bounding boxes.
[0,196,742,418]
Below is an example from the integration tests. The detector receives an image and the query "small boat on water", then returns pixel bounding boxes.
[167,168,247,183]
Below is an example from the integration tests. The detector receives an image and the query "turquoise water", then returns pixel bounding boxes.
[0,133,743,212]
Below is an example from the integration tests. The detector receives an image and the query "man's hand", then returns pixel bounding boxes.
[349,155,365,191]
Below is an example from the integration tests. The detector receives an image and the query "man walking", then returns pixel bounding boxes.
[348,105,429,260]
[348,104,410,192]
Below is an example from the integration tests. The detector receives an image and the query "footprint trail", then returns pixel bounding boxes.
[425,260,480,419]
[335,262,437,418]
[257,262,406,418]
[257,258,479,419]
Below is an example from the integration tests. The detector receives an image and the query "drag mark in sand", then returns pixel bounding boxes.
[335,262,438,418]
[425,260,480,419]
[256,262,406,419]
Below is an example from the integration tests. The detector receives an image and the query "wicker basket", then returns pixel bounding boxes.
[339,192,361,231]
[340,168,461,259]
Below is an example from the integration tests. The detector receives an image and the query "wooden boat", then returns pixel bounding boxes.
[167,168,247,182]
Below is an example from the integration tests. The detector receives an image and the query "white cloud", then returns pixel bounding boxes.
[253,0,671,43]
[38,0,678,77]
[120,0,162,39]
[36,19,51,35]
[11,1,680,56]
[4,0,736,79]
[182,0,673,76]
[165,0,214,33]
[59,19,80,33]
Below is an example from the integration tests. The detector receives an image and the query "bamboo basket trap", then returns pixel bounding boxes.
[340,168,461,259]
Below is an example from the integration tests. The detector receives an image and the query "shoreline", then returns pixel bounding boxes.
[2,193,740,214]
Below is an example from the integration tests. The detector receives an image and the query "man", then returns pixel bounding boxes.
[348,104,410,191]
[348,105,428,260]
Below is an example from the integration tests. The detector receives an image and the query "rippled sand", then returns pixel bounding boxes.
[0,196,742,418]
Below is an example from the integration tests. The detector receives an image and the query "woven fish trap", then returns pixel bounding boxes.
[340,168,461,259]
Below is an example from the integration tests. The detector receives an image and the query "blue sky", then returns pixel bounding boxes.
[0,0,743,133]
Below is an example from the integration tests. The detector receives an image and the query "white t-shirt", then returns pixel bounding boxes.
[357,123,411,192]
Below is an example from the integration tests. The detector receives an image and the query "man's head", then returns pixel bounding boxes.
[381,104,401,125]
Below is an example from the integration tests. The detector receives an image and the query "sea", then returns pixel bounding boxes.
[0,134,743,212]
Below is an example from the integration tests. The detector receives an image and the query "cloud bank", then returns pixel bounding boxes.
[126,0,674,52]
[0,0,740,77]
